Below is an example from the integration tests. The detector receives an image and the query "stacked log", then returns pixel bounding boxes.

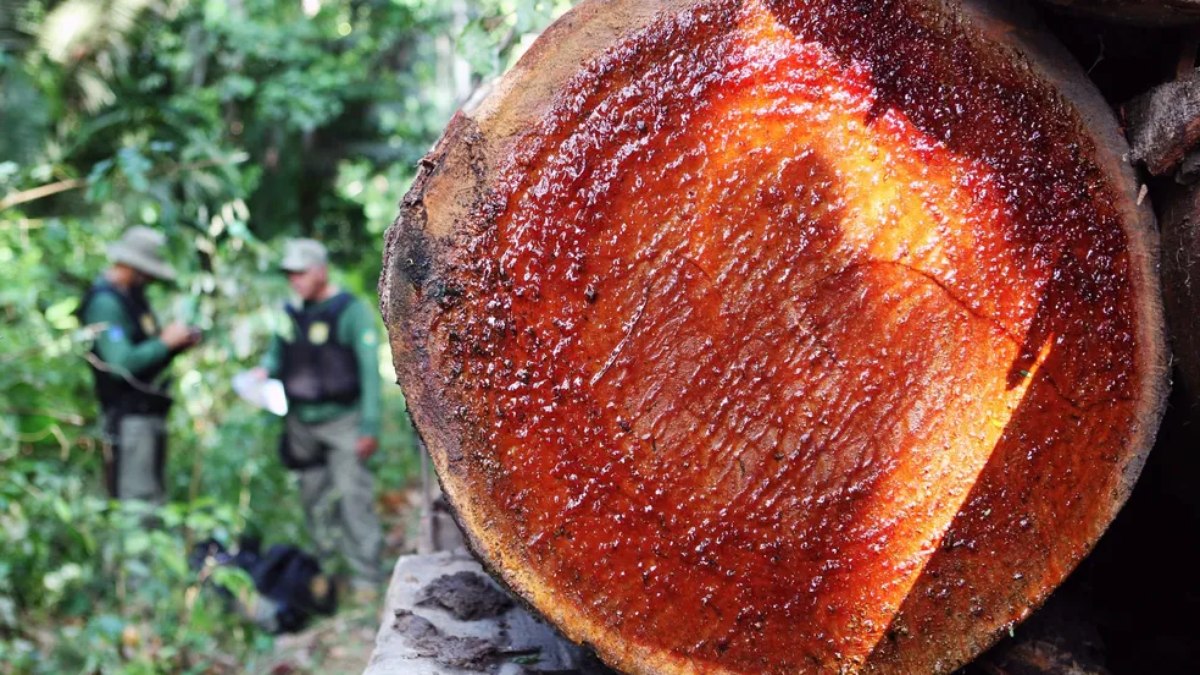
[381,0,1178,672]
[1124,70,1200,409]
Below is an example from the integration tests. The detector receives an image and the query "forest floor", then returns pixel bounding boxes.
[263,602,382,674]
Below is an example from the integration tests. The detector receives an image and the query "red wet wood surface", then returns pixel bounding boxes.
[418,1,1142,671]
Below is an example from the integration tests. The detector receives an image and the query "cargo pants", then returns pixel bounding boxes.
[285,411,385,588]
[104,413,167,503]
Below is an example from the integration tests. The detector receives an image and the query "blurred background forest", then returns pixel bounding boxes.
[0,0,568,671]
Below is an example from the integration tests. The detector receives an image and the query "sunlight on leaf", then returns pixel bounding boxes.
[45,297,80,330]
[43,563,83,594]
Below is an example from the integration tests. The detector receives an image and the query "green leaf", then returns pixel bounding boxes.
[87,158,114,183]
[116,147,152,192]
[210,565,254,597]
[45,297,80,329]
[124,530,152,556]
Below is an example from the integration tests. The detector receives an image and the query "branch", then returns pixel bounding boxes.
[0,154,249,213]
[82,352,171,397]
[2,409,89,426]
[0,178,87,211]
[0,219,46,230]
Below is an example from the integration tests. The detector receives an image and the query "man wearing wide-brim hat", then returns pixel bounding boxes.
[252,238,386,600]
[80,226,202,502]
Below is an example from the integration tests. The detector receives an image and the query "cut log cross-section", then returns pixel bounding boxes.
[381,1,1167,673]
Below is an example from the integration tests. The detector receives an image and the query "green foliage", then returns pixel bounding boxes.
[0,0,567,671]
[0,458,274,673]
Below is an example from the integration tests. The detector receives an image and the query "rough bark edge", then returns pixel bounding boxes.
[380,0,1170,673]
[1125,71,1200,176]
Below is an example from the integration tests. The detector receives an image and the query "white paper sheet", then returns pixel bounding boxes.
[232,371,288,416]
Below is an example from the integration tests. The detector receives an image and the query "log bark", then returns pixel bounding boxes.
[1124,69,1200,176]
[381,0,1168,673]
[1040,0,1200,25]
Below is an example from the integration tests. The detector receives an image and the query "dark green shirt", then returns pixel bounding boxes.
[262,293,382,438]
[81,282,172,381]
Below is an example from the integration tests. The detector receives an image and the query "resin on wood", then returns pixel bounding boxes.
[382,1,1167,672]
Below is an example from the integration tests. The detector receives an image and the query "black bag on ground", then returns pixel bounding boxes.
[246,542,338,631]
[192,538,337,633]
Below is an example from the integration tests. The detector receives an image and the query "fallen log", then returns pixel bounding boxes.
[1124,69,1200,176]
[381,0,1168,673]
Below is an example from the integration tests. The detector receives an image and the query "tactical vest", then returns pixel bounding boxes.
[280,293,361,404]
[80,280,173,415]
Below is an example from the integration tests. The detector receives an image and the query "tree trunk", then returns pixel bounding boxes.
[380,0,1167,673]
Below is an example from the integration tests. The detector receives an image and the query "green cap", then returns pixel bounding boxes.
[107,226,176,282]
[280,238,328,273]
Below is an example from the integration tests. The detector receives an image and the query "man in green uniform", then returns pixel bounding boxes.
[80,226,202,502]
[253,238,385,597]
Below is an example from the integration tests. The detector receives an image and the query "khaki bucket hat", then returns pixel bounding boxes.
[107,226,176,282]
[280,238,328,273]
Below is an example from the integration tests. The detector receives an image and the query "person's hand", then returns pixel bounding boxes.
[355,436,379,462]
[248,367,269,381]
[161,322,202,351]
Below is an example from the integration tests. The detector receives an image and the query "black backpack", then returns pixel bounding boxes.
[246,543,338,632]
[192,539,337,633]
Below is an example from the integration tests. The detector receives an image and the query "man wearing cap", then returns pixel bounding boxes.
[253,238,385,597]
[80,226,202,502]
